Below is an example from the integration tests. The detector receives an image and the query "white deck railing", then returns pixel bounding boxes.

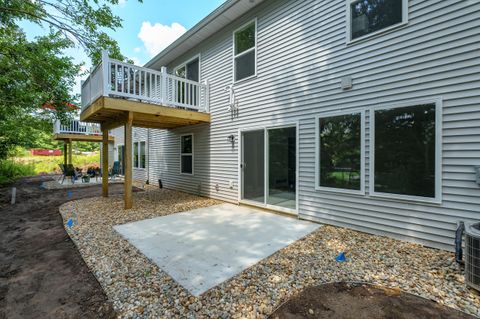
[81,51,210,113]
[53,119,102,135]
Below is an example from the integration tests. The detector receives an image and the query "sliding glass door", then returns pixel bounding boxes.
[241,125,297,212]
[241,130,265,203]
[267,127,296,210]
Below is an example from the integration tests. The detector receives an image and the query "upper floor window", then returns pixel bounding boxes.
[348,0,407,42]
[174,56,200,105]
[175,57,200,82]
[233,19,256,82]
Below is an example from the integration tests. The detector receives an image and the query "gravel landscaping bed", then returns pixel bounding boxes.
[60,188,480,318]
[42,178,123,189]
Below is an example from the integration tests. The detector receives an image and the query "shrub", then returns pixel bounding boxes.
[0,160,36,186]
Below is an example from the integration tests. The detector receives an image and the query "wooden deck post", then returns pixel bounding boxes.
[63,141,67,166]
[124,112,133,209]
[102,127,109,197]
[67,140,72,165]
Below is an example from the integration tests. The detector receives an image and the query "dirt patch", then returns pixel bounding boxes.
[269,282,476,319]
[0,176,139,319]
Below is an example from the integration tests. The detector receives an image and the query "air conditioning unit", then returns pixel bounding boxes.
[465,222,480,291]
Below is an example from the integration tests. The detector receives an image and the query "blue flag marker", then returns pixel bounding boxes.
[67,191,73,198]
[336,252,346,262]
[66,218,74,228]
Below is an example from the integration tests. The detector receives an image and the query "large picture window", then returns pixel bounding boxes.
[348,0,407,41]
[372,103,440,200]
[317,112,364,192]
[233,20,256,82]
[180,134,193,175]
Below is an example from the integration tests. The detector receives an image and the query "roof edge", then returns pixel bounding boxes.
[144,0,242,68]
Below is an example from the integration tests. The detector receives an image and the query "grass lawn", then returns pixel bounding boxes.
[14,153,100,174]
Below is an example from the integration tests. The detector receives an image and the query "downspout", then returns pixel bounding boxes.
[146,128,150,184]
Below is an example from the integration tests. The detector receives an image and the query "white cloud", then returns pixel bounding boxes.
[138,22,187,57]
[133,47,142,53]
[118,0,127,7]
[129,56,141,66]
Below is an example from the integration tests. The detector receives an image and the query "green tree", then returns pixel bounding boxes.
[0,0,137,159]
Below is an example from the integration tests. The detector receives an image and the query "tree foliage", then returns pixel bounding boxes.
[0,0,135,159]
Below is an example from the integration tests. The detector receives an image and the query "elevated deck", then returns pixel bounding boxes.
[79,52,212,209]
[53,119,114,142]
[80,52,210,130]
[81,96,210,130]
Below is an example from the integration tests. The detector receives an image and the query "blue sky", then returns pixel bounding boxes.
[21,0,225,94]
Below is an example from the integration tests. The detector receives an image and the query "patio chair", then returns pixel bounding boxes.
[58,164,66,182]
[110,161,120,180]
[62,164,78,184]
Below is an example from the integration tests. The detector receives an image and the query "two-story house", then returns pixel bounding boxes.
[80,0,480,251]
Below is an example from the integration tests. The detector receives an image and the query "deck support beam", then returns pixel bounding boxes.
[102,128,109,197]
[67,140,72,166]
[63,141,68,166]
[124,112,133,209]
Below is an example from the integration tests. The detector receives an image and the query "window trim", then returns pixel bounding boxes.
[346,0,409,44]
[369,98,443,204]
[133,141,146,170]
[232,18,257,84]
[315,109,366,195]
[180,133,194,176]
[139,141,146,169]
[173,54,201,81]
[133,141,139,168]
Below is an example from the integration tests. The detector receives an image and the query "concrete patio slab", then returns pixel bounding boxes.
[114,203,320,296]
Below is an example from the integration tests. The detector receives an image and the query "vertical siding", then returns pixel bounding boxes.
[119,0,480,251]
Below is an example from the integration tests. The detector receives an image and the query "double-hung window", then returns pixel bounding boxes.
[174,56,200,106]
[133,142,139,168]
[371,101,441,202]
[233,19,256,82]
[133,141,146,169]
[316,111,365,193]
[348,0,408,42]
[180,134,193,175]
[139,141,146,169]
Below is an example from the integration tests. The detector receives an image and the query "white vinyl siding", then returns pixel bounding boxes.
[118,0,480,251]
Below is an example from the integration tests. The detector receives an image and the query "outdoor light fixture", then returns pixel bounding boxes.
[227,134,235,144]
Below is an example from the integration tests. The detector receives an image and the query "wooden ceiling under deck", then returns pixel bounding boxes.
[80,96,211,130]
[53,133,114,142]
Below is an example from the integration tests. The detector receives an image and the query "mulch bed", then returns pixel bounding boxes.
[269,282,477,319]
